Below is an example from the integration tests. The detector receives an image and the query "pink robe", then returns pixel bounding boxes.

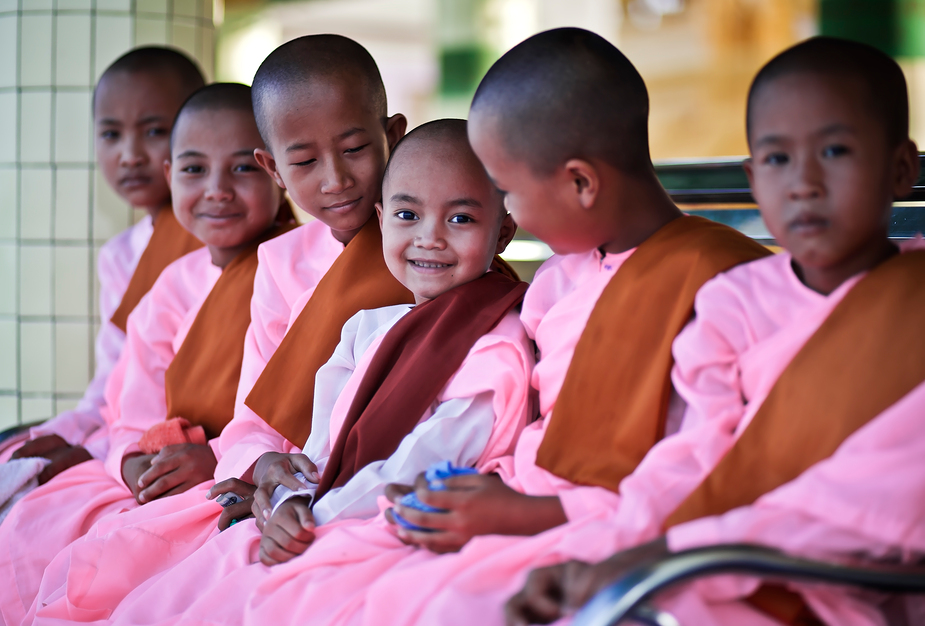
[0,216,154,463]
[0,247,219,626]
[267,250,920,626]
[104,248,923,626]
[25,222,343,622]
[29,249,625,626]
[37,287,536,626]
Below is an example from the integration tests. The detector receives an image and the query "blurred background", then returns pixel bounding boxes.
[2,0,924,424]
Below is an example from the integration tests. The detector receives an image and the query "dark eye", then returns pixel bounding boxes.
[822,144,849,158]
[449,214,474,224]
[147,127,168,137]
[181,165,204,174]
[395,210,417,221]
[234,164,259,172]
[100,130,119,141]
[345,143,369,154]
[293,158,316,167]
[764,152,789,166]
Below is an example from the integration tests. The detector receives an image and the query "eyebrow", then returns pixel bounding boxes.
[285,127,368,153]
[753,123,856,149]
[446,197,483,209]
[175,148,258,159]
[138,116,166,125]
[390,193,421,205]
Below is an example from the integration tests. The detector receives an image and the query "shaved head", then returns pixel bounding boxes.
[747,36,909,147]
[95,46,205,113]
[471,27,651,177]
[251,34,387,148]
[171,83,256,149]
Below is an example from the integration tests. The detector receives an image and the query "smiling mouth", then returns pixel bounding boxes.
[409,260,453,270]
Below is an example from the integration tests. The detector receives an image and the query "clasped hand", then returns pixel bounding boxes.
[12,434,92,484]
[503,537,670,625]
[206,478,257,531]
[121,442,217,504]
[384,472,568,554]
[251,452,319,529]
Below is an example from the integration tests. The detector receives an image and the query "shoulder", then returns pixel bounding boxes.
[98,216,154,271]
[468,309,533,365]
[521,251,596,337]
[256,221,342,293]
[148,247,213,299]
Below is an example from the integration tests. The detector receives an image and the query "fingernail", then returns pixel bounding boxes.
[310,472,319,481]
[263,509,270,519]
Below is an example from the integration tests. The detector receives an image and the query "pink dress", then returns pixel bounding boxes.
[32,249,624,626]
[25,222,343,622]
[302,251,919,626]
[0,216,154,463]
[0,247,219,626]
[38,293,535,626]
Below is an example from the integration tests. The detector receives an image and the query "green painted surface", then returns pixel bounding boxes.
[821,0,925,57]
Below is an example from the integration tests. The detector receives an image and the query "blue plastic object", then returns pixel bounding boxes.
[392,461,478,532]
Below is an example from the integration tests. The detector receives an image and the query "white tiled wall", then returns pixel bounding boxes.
[1,0,214,427]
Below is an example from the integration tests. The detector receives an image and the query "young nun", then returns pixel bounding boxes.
[0,83,294,626]
[46,29,767,626]
[508,37,925,626]
[1,47,204,483]
[25,38,512,622]
[35,119,533,626]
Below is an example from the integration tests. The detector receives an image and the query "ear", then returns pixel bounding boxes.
[742,157,755,191]
[375,201,384,228]
[562,159,599,210]
[385,114,408,151]
[254,148,287,189]
[494,212,518,255]
[163,159,172,185]
[892,139,919,200]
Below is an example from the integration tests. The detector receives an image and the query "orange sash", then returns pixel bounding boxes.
[244,218,415,448]
[664,250,925,626]
[536,215,771,491]
[666,249,925,525]
[163,223,295,439]
[111,208,204,333]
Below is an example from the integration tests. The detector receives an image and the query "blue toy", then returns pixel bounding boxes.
[392,461,478,532]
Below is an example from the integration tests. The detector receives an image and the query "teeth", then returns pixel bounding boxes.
[410,260,451,269]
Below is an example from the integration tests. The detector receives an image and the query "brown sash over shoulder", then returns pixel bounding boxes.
[666,249,925,527]
[163,223,296,439]
[111,208,204,333]
[245,218,520,449]
[244,218,415,448]
[665,250,925,626]
[313,272,528,502]
[536,215,771,491]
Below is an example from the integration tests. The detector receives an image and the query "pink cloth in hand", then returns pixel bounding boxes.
[138,418,207,455]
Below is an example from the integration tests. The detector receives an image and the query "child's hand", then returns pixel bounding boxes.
[258,496,315,566]
[252,452,318,526]
[12,434,70,460]
[503,537,670,626]
[122,453,155,503]
[207,478,257,531]
[385,473,568,553]
[135,443,217,503]
[35,444,93,484]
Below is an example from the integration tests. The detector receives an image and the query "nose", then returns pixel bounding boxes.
[788,154,825,201]
[204,169,234,202]
[320,155,354,195]
[414,217,447,250]
[120,133,146,168]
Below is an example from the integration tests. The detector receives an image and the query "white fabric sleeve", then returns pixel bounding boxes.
[276,392,495,525]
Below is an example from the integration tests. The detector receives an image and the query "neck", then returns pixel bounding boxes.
[142,204,169,221]
[331,223,366,246]
[207,225,274,269]
[599,169,683,255]
[794,238,898,296]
